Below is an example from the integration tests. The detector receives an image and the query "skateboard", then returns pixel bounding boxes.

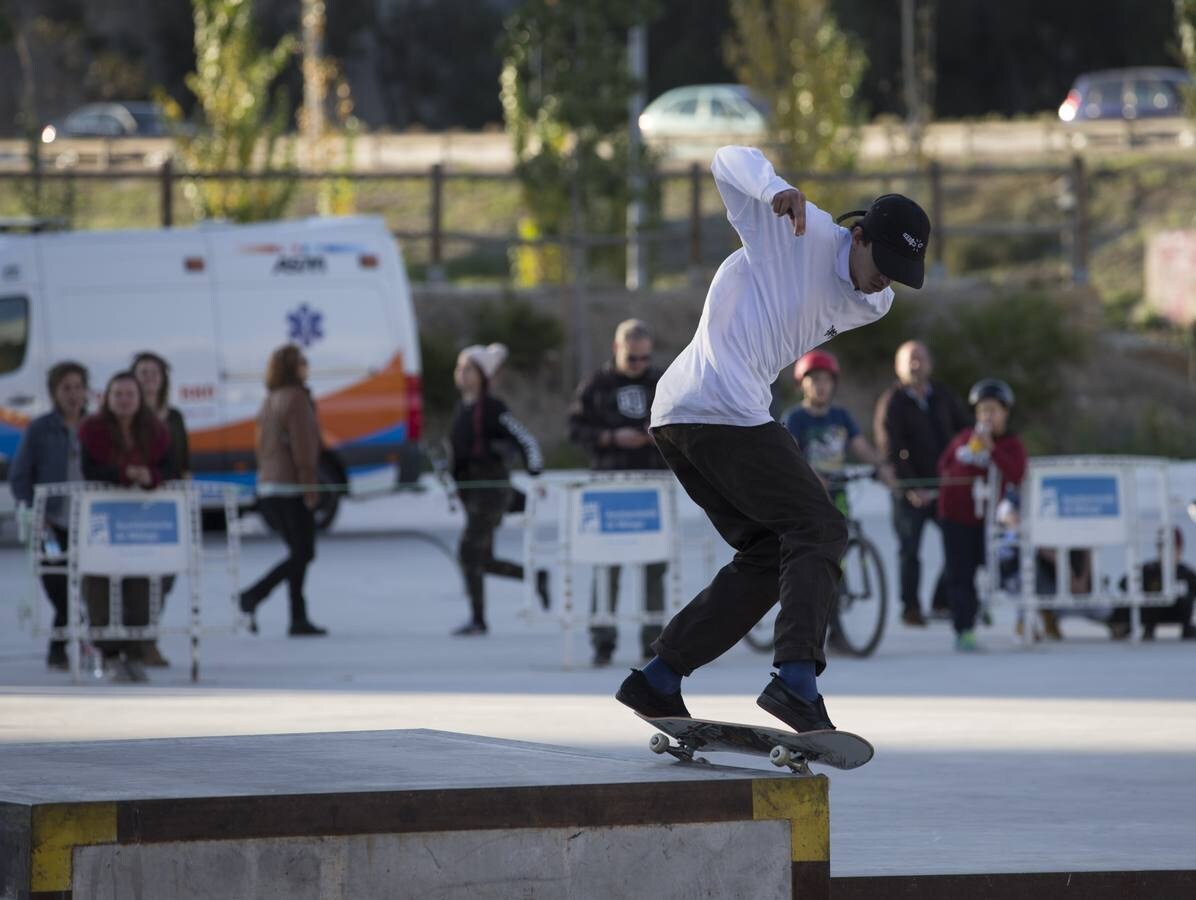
[636,713,874,776]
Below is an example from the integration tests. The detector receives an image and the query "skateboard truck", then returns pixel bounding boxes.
[648,732,710,765]
[768,745,812,776]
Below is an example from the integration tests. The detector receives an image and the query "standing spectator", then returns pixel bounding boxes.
[132,352,190,479]
[568,319,670,666]
[239,345,327,637]
[79,371,175,682]
[874,340,970,626]
[1111,528,1196,640]
[448,343,549,636]
[936,379,1027,652]
[8,361,89,670]
[132,351,188,667]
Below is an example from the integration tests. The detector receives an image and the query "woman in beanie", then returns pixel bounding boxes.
[448,343,549,635]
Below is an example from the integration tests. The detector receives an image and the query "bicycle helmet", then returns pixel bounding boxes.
[794,350,840,382]
[968,377,1014,408]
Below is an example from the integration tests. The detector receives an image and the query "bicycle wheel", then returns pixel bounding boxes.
[829,535,888,658]
[743,603,778,653]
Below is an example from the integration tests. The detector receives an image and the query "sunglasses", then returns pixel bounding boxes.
[625,354,652,364]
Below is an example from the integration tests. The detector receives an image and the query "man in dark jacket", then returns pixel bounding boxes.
[568,319,669,666]
[874,340,970,626]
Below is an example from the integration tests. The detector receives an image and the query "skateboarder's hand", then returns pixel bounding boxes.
[612,427,651,449]
[771,188,806,236]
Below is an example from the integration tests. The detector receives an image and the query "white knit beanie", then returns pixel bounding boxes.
[458,343,508,380]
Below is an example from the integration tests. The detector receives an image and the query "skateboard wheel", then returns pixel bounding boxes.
[769,745,793,767]
[649,733,671,754]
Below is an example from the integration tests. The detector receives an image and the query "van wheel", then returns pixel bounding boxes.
[313,456,345,532]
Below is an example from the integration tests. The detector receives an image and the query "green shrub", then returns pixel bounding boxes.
[471,296,564,374]
[418,330,461,417]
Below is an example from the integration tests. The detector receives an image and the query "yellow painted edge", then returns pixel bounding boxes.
[31,803,118,892]
[752,776,829,863]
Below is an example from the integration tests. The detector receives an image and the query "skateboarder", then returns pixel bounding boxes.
[616,145,930,732]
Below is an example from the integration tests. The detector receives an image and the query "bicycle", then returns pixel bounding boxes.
[744,465,889,658]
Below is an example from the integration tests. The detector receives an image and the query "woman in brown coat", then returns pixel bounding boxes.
[239,345,327,636]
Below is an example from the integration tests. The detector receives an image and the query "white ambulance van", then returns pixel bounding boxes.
[0,216,423,527]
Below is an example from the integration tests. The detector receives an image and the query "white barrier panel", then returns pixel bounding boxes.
[76,490,191,576]
[1028,469,1128,546]
[566,482,672,565]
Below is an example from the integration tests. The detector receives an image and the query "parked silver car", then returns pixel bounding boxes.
[639,84,768,137]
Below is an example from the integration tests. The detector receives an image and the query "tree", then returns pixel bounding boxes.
[725,0,865,175]
[500,0,660,285]
[1177,0,1196,116]
[163,0,297,223]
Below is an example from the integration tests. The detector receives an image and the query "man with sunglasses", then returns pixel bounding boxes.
[568,319,670,666]
[616,145,931,733]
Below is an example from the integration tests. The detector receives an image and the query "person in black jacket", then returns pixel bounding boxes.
[873,341,970,626]
[448,343,548,636]
[568,319,669,666]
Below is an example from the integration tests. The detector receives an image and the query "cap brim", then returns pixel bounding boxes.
[872,241,925,289]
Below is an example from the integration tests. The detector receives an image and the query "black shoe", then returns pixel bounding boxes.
[289,620,328,637]
[239,591,260,634]
[615,669,691,719]
[46,642,68,671]
[452,621,488,636]
[536,569,551,611]
[1182,624,1196,640]
[592,643,615,668]
[756,674,835,733]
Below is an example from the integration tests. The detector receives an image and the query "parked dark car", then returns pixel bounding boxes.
[40,102,171,143]
[1058,67,1190,122]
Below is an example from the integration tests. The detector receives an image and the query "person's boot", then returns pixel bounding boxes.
[901,607,927,627]
[756,674,835,732]
[1039,609,1063,641]
[615,669,691,718]
[452,620,487,636]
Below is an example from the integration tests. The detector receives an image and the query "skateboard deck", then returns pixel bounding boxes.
[636,713,873,775]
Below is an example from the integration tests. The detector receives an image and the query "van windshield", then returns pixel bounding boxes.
[0,295,29,375]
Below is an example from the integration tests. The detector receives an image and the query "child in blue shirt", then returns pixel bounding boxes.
[783,350,894,511]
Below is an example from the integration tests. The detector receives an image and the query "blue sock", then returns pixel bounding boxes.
[777,661,818,702]
[641,657,682,695]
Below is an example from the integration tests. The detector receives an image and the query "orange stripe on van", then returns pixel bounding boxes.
[0,408,31,429]
[189,353,409,454]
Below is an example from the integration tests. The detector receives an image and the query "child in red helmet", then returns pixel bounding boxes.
[783,350,894,511]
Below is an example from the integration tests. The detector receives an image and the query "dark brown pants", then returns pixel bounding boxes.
[650,422,848,675]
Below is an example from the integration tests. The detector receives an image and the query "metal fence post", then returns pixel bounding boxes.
[428,162,445,283]
[1070,155,1089,286]
[160,159,174,228]
[688,162,703,286]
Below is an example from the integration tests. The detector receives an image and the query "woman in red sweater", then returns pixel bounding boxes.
[77,371,174,681]
[937,378,1027,652]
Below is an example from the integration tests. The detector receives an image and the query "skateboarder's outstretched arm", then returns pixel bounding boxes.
[711,145,807,263]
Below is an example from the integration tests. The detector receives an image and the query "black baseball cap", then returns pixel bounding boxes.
[841,194,931,289]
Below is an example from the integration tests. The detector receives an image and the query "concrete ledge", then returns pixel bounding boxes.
[0,729,830,900]
[833,869,1196,900]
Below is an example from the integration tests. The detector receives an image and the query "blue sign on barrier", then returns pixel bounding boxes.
[579,490,661,535]
[1039,476,1120,519]
[88,501,180,546]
